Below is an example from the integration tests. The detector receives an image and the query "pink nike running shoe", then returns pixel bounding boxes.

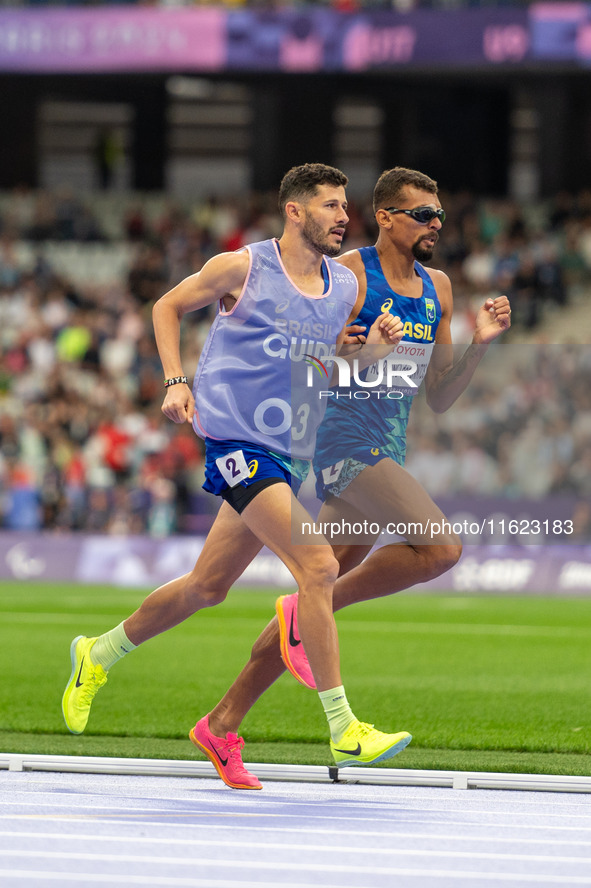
[189,715,262,790]
[276,592,316,689]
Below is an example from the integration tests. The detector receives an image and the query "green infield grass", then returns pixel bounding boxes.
[1,581,590,776]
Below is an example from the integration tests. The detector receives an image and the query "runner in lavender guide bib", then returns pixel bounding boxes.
[61,163,409,788]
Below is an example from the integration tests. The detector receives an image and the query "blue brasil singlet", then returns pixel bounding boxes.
[192,238,358,460]
[313,245,442,472]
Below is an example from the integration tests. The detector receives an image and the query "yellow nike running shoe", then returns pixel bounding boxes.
[330,720,412,768]
[62,636,107,734]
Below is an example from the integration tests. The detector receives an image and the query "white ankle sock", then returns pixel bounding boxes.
[318,685,356,743]
[91,622,137,671]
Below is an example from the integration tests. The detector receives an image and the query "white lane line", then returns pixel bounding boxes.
[0,874,329,887]
[4,798,591,822]
[7,784,591,812]
[1,867,591,886]
[1,613,128,623]
[5,610,587,637]
[2,813,591,834]
[2,828,591,849]
[4,761,591,796]
[0,843,590,867]
[14,793,591,812]
[343,621,591,639]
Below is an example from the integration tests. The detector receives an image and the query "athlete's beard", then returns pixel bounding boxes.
[412,236,437,262]
[302,214,342,257]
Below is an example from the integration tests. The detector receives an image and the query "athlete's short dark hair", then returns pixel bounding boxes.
[373,167,438,213]
[278,163,348,217]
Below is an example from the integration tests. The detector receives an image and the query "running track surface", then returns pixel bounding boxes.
[1,770,591,887]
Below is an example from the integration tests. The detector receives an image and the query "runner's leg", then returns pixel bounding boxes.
[123,502,265,645]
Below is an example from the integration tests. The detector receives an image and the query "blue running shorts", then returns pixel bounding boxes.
[203,438,309,499]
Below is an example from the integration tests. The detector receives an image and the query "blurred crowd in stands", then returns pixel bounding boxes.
[2,1,537,9]
[0,183,590,536]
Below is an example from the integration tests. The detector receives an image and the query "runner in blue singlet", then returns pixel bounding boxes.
[314,248,442,498]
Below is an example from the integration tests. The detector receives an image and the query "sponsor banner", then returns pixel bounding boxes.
[227,8,530,72]
[0,6,530,73]
[0,531,589,594]
[4,5,591,73]
[0,8,226,72]
[4,5,591,74]
[530,2,591,64]
[450,547,591,594]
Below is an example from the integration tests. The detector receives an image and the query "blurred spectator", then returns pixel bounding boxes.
[512,253,539,328]
[94,128,123,192]
[127,244,169,305]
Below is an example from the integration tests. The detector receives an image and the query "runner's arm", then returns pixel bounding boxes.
[334,249,402,371]
[153,251,249,423]
[425,270,511,413]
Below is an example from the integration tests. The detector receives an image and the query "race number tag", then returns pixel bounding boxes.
[216,450,251,487]
[322,460,344,484]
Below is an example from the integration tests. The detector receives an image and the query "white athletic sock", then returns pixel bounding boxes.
[318,686,356,743]
[91,622,137,671]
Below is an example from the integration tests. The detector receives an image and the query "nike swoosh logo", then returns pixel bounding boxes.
[207,739,228,767]
[289,610,301,648]
[75,656,85,688]
[333,742,362,756]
